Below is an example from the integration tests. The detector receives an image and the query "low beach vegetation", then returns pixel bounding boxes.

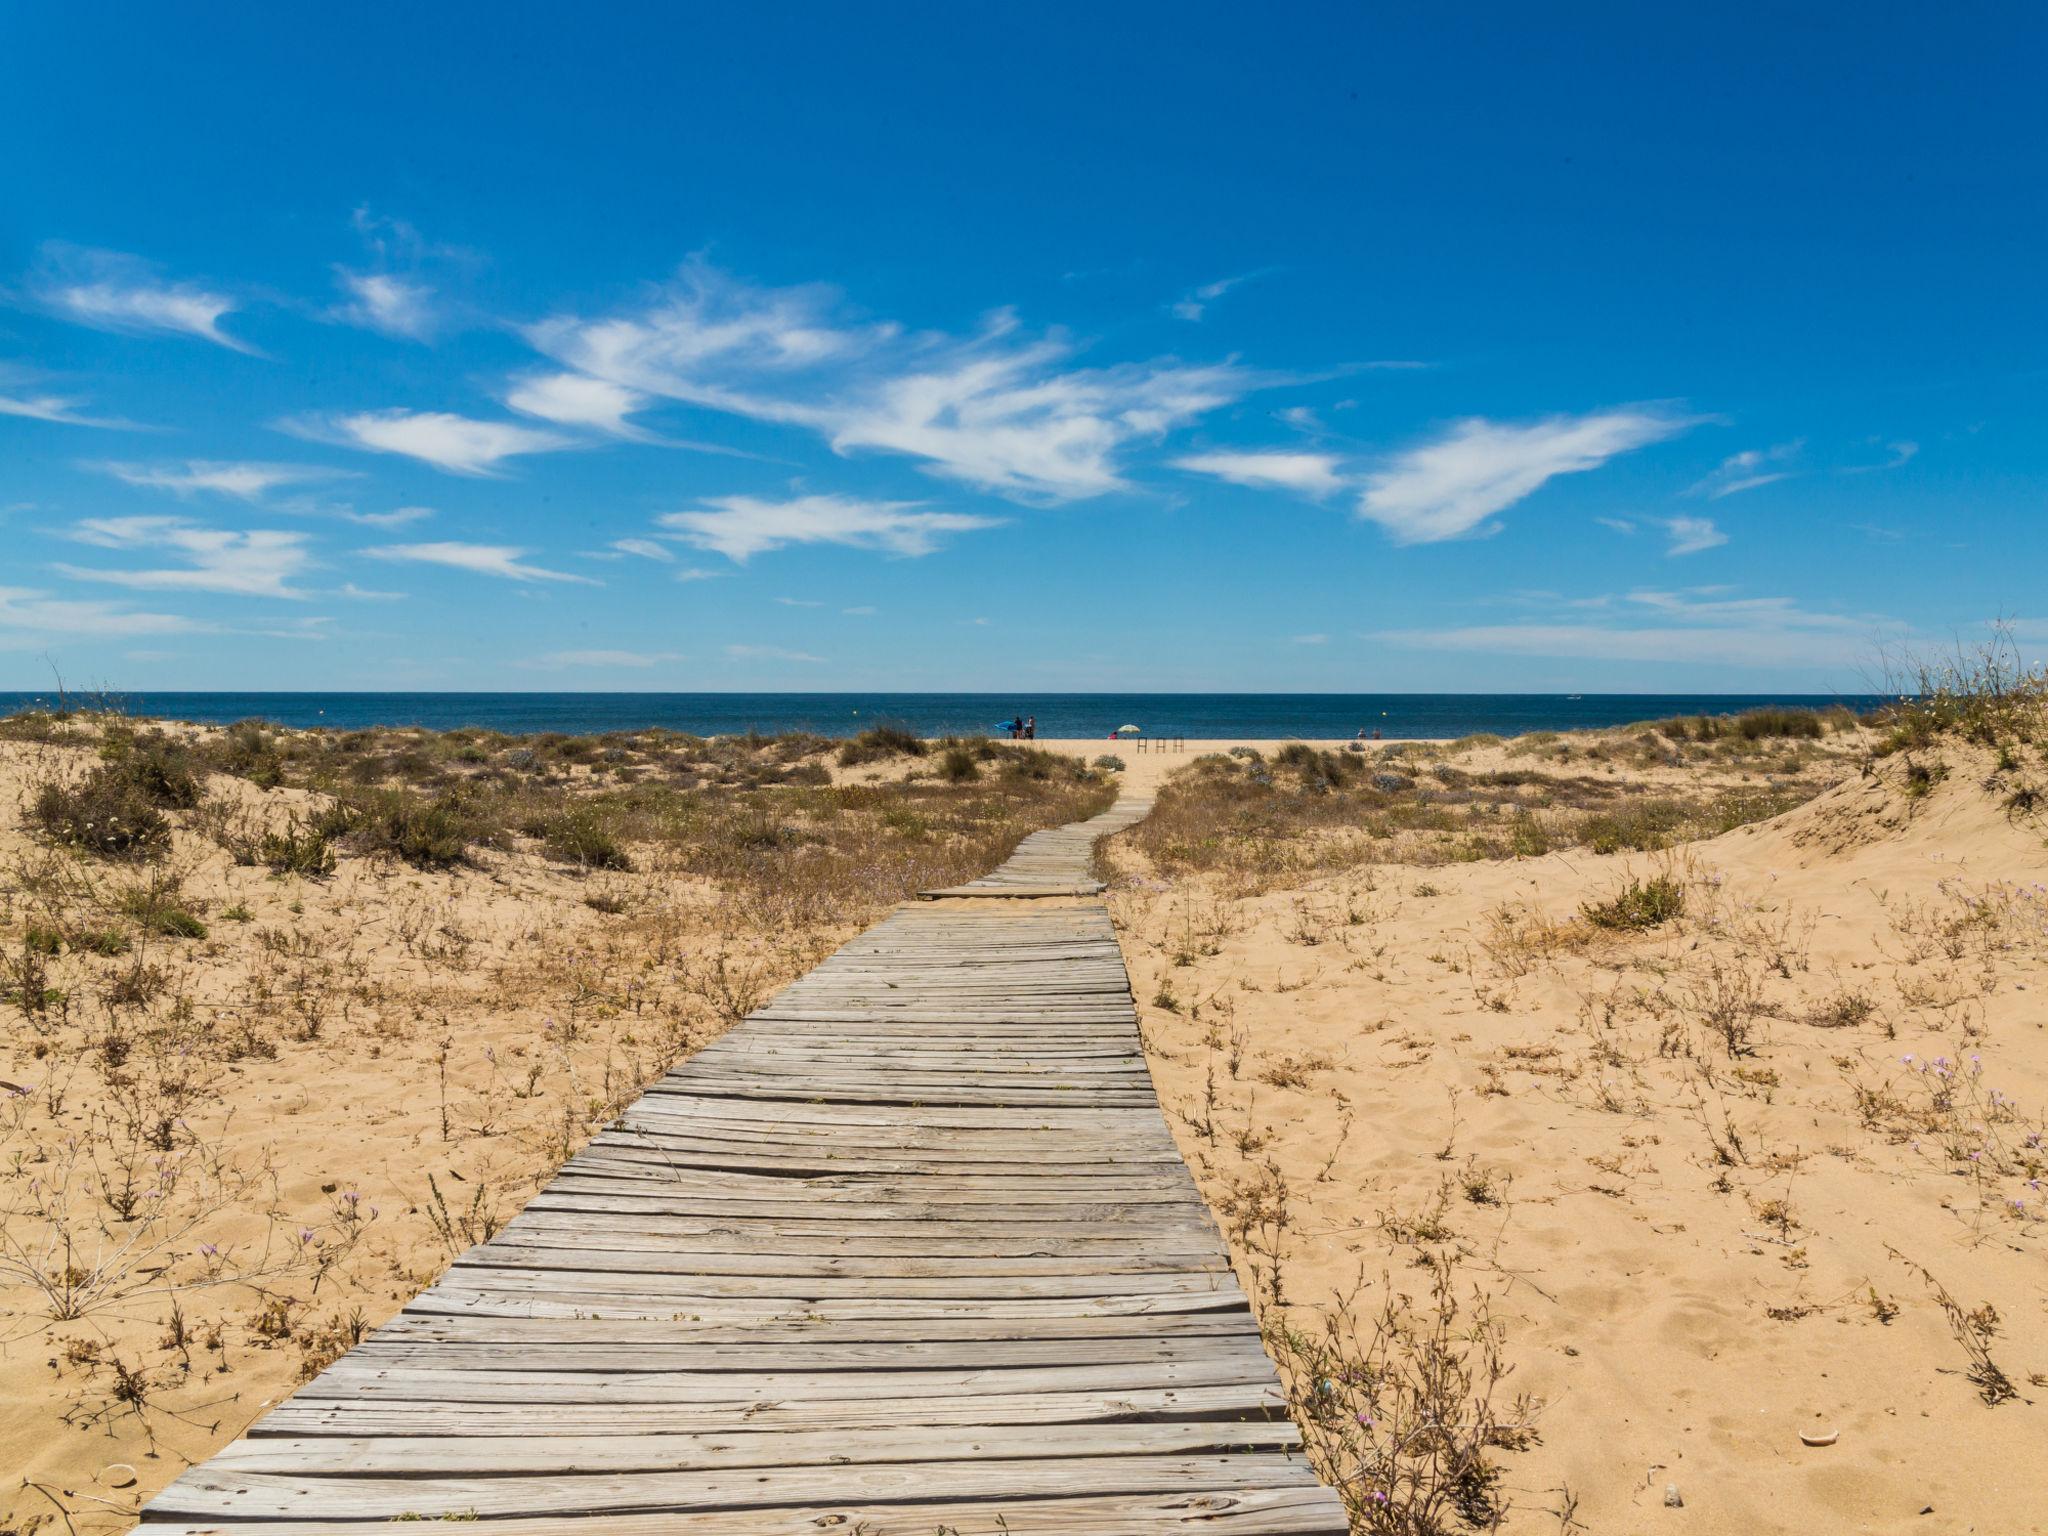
[1118,709,1857,892]
[0,708,1111,1529]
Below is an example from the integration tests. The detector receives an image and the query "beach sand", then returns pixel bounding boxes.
[5,715,2042,1533]
[1105,735,2048,1532]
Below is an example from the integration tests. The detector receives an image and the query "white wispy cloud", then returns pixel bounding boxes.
[525,260,1256,500]
[505,371,651,437]
[0,585,202,639]
[56,515,315,598]
[1843,440,1919,474]
[1290,633,1330,645]
[0,393,125,429]
[333,504,433,529]
[33,245,254,353]
[1370,588,1890,670]
[307,410,571,476]
[97,459,345,501]
[1594,516,1637,534]
[774,596,824,608]
[1170,272,1259,322]
[1357,408,1693,543]
[609,537,674,562]
[675,567,721,583]
[1174,450,1347,497]
[364,541,596,584]
[726,643,824,663]
[526,649,683,669]
[332,270,438,341]
[0,367,140,430]
[656,494,1002,563]
[1689,440,1801,499]
[327,208,457,341]
[1662,515,1727,556]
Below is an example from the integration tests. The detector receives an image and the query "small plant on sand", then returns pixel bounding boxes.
[1888,1248,2019,1405]
[113,871,208,939]
[1581,873,1685,931]
[540,806,634,871]
[258,814,339,877]
[1271,1257,1537,1533]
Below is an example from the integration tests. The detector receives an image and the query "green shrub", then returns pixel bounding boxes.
[342,789,481,867]
[31,768,172,859]
[258,816,339,877]
[100,731,203,807]
[205,719,288,787]
[71,927,130,956]
[1580,798,1690,854]
[1581,874,1686,930]
[937,746,981,783]
[1093,754,1126,772]
[541,808,634,870]
[114,884,207,939]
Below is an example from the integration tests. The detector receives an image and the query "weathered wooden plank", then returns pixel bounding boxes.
[251,1381,1286,1436]
[143,1485,1346,1534]
[150,1454,1321,1520]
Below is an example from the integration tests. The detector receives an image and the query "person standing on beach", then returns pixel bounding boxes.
[1024,715,1036,740]
[1010,714,1023,739]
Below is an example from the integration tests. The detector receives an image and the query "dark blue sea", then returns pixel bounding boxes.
[0,692,1886,741]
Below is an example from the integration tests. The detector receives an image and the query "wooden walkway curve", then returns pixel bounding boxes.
[142,794,1346,1534]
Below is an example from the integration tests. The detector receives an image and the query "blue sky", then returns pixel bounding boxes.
[3,4,2043,693]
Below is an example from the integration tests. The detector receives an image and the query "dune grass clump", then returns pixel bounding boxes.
[1873,628,2048,757]
[202,719,289,787]
[337,788,488,868]
[258,816,340,877]
[112,875,207,939]
[539,806,634,871]
[31,768,174,860]
[1652,706,1841,742]
[1581,873,1686,931]
[837,724,926,767]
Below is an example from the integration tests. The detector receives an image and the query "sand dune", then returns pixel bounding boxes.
[1108,741,2046,1533]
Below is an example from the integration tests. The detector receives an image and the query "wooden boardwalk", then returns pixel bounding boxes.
[142,795,1346,1534]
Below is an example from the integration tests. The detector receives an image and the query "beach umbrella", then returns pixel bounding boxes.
[1116,724,1141,735]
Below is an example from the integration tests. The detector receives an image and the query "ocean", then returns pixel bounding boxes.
[0,691,1886,740]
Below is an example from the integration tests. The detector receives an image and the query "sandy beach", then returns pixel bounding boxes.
[3,704,2043,1533]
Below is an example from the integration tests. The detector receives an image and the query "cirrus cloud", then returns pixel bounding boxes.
[655,494,1003,563]
[57,515,314,598]
[1357,408,1694,544]
[32,245,254,353]
[304,410,571,476]
[1174,450,1346,498]
[364,541,596,584]
[525,260,1258,500]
